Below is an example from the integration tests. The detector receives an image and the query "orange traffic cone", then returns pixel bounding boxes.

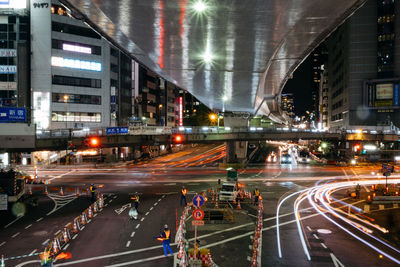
[73,219,79,233]
[1,254,4,267]
[80,213,86,225]
[237,200,241,210]
[98,196,103,209]
[93,202,98,213]
[59,187,64,196]
[232,193,237,205]
[52,237,60,254]
[63,228,69,243]
[88,206,93,219]
[178,240,184,258]
[44,186,48,195]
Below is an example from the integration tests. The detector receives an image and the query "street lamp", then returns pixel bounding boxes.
[63,95,69,130]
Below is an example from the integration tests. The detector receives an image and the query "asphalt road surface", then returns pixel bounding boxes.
[1,144,399,266]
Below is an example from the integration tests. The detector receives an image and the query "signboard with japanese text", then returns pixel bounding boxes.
[0,49,16,57]
[376,83,393,100]
[0,107,26,122]
[106,127,129,135]
[0,65,16,74]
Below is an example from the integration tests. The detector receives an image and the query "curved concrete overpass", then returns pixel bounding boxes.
[60,0,366,123]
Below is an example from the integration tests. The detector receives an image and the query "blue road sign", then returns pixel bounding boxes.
[0,107,26,122]
[192,195,204,207]
[106,127,129,135]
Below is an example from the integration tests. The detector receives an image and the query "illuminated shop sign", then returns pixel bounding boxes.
[376,83,393,100]
[0,65,16,73]
[51,56,101,72]
[179,96,183,126]
[0,49,16,57]
[62,44,92,54]
[0,0,26,8]
[367,81,400,108]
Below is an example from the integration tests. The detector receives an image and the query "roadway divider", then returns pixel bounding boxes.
[251,198,263,267]
[176,205,191,266]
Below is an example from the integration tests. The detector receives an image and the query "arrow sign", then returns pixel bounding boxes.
[114,203,131,215]
[192,194,204,207]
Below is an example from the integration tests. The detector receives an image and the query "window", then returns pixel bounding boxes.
[52,111,101,122]
[52,22,101,39]
[52,39,101,55]
[52,75,101,88]
[52,93,101,105]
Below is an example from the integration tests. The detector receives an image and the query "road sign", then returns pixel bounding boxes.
[192,194,204,207]
[106,127,129,135]
[193,209,204,221]
[0,107,26,122]
[192,220,204,226]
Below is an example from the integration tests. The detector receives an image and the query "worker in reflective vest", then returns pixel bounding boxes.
[253,188,260,205]
[156,224,174,256]
[89,184,97,201]
[40,249,53,266]
[131,192,140,211]
[180,186,188,206]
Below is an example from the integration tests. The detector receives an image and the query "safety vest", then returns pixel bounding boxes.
[90,186,95,192]
[131,195,139,202]
[181,189,187,196]
[40,251,51,265]
[254,189,260,196]
[163,230,170,241]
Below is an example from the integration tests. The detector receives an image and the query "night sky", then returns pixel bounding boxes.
[282,56,313,116]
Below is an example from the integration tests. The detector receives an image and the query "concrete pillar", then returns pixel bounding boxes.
[223,112,250,163]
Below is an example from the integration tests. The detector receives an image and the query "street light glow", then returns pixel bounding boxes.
[193,1,207,12]
[202,50,213,63]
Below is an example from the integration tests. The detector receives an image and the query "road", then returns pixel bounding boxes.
[1,143,399,266]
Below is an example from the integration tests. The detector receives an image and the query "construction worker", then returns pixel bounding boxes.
[156,224,173,256]
[253,188,260,206]
[180,186,187,206]
[89,184,97,201]
[131,192,140,211]
[355,184,361,199]
[40,249,53,266]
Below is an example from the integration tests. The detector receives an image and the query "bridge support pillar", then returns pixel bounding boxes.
[225,141,247,163]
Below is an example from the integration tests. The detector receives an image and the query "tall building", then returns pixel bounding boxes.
[281,93,295,120]
[326,0,400,130]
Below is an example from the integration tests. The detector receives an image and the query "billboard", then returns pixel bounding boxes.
[0,107,26,122]
[376,83,393,100]
[106,127,128,135]
[0,0,26,8]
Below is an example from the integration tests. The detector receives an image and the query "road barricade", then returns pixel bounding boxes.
[251,200,263,267]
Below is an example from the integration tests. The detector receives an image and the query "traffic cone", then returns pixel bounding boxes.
[44,186,48,195]
[73,219,79,233]
[75,188,80,197]
[215,195,219,208]
[63,228,69,243]
[178,240,184,258]
[59,187,64,196]
[232,192,237,205]
[98,195,103,209]
[252,254,257,267]
[237,200,241,210]
[88,206,93,219]
[181,251,187,267]
[93,202,98,213]
[1,255,4,267]
[80,213,86,225]
[52,237,60,254]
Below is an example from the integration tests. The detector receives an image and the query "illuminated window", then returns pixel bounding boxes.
[62,43,92,54]
[51,56,102,72]
[51,112,101,122]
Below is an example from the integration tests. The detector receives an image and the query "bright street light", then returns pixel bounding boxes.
[193,1,207,12]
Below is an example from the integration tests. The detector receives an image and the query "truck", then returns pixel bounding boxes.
[0,169,26,208]
[219,168,241,202]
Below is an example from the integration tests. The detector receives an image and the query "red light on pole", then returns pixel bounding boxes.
[175,135,182,143]
[90,137,99,147]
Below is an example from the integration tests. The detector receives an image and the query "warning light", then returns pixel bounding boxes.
[174,135,183,143]
[89,137,99,147]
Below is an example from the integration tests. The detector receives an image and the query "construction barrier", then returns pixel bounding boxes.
[251,199,263,267]
[176,205,191,266]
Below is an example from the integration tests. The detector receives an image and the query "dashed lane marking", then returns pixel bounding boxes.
[313,234,319,240]
[87,220,92,223]
[72,235,78,240]
[54,230,61,236]
[105,204,109,207]
[25,224,32,229]
[162,195,166,198]
[48,170,75,181]
[110,200,113,203]
[135,224,140,229]
[29,249,37,256]
[145,212,149,216]
[63,244,70,250]
[81,226,85,230]
[42,239,50,246]
[130,232,135,238]
[306,226,312,231]
[154,202,158,206]
[149,207,153,211]
[126,241,131,247]
[0,241,5,247]
[140,218,145,222]
[321,243,327,249]
[12,232,20,238]
[4,215,23,228]
[36,217,43,222]
[158,198,162,202]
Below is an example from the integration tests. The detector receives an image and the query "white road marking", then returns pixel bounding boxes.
[72,234,78,240]
[12,232,20,238]
[15,260,41,266]
[154,202,158,206]
[36,217,43,222]
[63,244,70,250]
[54,230,61,236]
[321,243,327,249]
[330,253,345,267]
[4,215,23,228]
[47,194,77,216]
[130,232,135,238]
[150,207,153,211]
[94,214,98,217]
[87,219,92,223]
[25,224,32,229]
[81,226,85,230]
[29,249,37,256]
[42,239,50,246]
[145,212,149,216]
[135,224,140,229]
[306,226,312,231]
[110,200,113,203]
[0,241,5,247]
[140,218,145,222]
[105,204,109,207]
[126,241,131,247]
[158,198,162,202]
[48,170,75,181]
[313,234,319,240]
[162,195,166,198]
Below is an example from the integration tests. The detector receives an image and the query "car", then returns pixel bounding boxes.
[298,151,310,164]
[281,153,292,164]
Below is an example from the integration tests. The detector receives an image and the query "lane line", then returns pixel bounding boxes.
[306,226,312,231]
[87,220,92,223]
[63,244,70,250]
[105,204,109,207]
[140,218,145,222]
[29,249,37,256]
[135,224,140,229]
[48,170,75,181]
[54,230,61,236]
[81,226,85,230]
[4,215,23,228]
[12,232,20,238]
[42,239,50,246]
[149,207,153,211]
[130,232,135,238]
[72,235,78,240]
[313,234,319,240]
[145,212,149,216]
[0,241,5,247]
[126,241,131,247]
[154,202,158,206]
[321,243,328,249]
[158,198,162,202]
[25,224,32,229]
[36,217,43,222]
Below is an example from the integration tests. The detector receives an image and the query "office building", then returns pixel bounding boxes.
[281,93,295,120]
